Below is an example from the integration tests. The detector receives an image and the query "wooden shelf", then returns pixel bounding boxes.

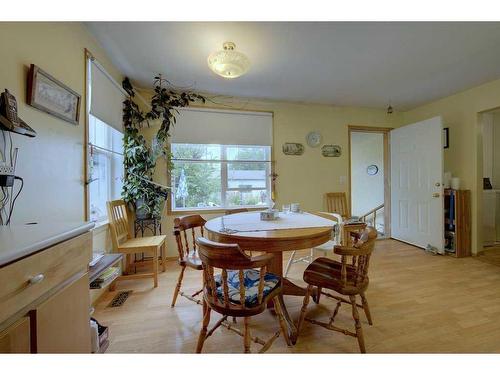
[89,254,123,283]
[444,189,471,257]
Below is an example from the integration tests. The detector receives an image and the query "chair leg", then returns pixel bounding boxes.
[312,287,322,304]
[284,250,297,277]
[296,284,313,340]
[243,317,251,353]
[360,292,373,325]
[171,265,186,307]
[309,248,314,263]
[162,243,167,272]
[349,295,366,353]
[196,300,211,353]
[153,247,159,288]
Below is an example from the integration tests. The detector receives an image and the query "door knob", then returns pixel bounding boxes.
[432,193,440,198]
[435,182,441,187]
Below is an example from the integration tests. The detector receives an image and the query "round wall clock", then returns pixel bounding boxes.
[367,164,379,175]
[306,131,322,148]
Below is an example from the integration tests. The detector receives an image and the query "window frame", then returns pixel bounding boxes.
[87,114,124,223]
[169,143,273,213]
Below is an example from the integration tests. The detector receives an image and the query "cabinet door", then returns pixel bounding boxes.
[33,274,91,353]
[0,316,31,353]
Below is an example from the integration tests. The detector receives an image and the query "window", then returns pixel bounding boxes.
[88,115,124,221]
[171,144,272,210]
[86,54,126,222]
[169,107,273,212]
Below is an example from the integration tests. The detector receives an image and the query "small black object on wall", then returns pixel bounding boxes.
[443,127,449,149]
[484,177,493,190]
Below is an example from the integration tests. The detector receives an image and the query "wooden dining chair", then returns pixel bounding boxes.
[296,226,378,353]
[195,237,289,353]
[106,200,167,288]
[171,214,207,307]
[284,212,342,277]
[225,208,249,215]
[326,192,350,219]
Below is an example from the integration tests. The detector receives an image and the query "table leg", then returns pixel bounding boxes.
[266,251,307,345]
[267,251,317,297]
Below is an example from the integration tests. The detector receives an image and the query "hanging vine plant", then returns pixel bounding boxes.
[121,75,205,219]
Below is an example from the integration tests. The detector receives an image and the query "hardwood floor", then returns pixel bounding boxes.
[477,246,500,267]
[92,239,500,353]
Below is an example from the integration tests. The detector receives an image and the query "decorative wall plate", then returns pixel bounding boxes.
[367,164,379,175]
[321,144,341,157]
[306,131,322,148]
[282,142,305,155]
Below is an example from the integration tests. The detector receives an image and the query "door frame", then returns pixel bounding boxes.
[348,125,393,237]
[478,107,500,253]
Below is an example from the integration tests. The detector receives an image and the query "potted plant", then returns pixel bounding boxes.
[121,76,205,219]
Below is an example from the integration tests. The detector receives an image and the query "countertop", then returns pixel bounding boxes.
[0,222,95,267]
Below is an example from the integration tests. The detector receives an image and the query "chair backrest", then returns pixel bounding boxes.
[196,237,274,313]
[173,214,207,260]
[326,192,350,218]
[334,226,377,288]
[107,199,132,251]
[225,208,249,215]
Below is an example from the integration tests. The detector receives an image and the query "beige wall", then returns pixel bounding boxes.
[402,77,500,255]
[0,22,122,253]
[139,93,402,256]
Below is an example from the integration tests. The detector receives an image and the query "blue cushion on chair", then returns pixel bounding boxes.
[214,269,280,307]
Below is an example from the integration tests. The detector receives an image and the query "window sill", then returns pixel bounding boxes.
[91,219,109,234]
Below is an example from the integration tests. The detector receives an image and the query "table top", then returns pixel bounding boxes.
[205,211,335,241]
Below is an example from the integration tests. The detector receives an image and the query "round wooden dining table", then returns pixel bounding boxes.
[204,211,336,344]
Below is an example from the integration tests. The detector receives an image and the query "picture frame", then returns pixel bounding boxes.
[321,144,341,157]
[282,142,305,155]
[27,64,81,125]
[443,127,449,149]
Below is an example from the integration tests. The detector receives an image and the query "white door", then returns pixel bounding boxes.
[390,117,444,251]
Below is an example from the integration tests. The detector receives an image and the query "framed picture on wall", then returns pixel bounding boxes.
[27,64,81,125]
[443,127,449,149]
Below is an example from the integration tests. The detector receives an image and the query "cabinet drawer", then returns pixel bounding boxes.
[0,232,91,324]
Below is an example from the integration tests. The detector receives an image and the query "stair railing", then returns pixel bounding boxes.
[359,204,385,235]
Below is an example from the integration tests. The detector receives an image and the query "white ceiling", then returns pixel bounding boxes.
[85,22,500,111]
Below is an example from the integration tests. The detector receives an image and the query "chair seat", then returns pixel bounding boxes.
[118,235,166,251]
[214,269,280,307]
[179,250,203,269]
[303,257,368,295]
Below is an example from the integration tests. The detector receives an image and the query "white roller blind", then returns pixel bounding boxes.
[171,108,273,146]
[90,59,126,132]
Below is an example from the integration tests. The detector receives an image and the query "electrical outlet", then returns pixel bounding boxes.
[339,175,347,185]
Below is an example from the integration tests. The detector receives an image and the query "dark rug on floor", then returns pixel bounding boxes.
[108,290,132,308]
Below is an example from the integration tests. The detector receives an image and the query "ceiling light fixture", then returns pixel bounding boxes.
[207,42,250,79]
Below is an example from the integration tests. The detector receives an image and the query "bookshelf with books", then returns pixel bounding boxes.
[444,189,471,257]
[89,253,123,289]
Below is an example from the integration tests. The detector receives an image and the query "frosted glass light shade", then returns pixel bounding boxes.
[207,42,250,79]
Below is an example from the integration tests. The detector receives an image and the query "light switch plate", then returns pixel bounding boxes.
[339,175,347,184]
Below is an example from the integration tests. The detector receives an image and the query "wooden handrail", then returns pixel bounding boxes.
[359,204,384,222]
